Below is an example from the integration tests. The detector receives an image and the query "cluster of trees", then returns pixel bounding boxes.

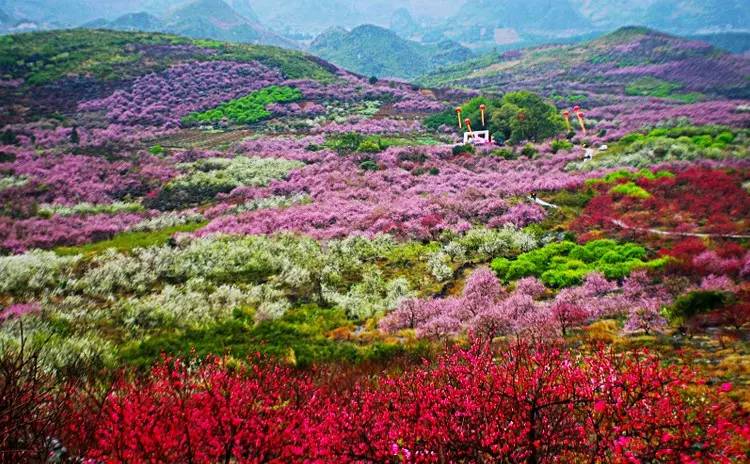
[425,92,565,145]
[4,340,748,463]
[181,86,303,126]
[380,267,670,339]
[145,156,303,211]
[575,167,750,237]
[79,61,285,127]
[491,239,667,288]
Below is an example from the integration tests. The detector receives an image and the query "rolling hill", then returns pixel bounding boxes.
[311,24,472,79]
[165,0,294,48]
[0,28,336,123]
[418,26,750,100]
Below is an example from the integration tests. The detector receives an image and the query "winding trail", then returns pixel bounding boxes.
[609,219,750,240]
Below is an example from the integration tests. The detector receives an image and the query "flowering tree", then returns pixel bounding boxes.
[54,343,750,463]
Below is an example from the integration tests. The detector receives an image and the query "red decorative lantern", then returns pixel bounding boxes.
[455,107,463,128]
[576,111,587,136]
[479,104,487,126]
[464,118,473,135]
[562,110,571,131]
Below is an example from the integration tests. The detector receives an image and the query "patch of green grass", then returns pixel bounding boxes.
[54,222,207,256]
[119,305,423,368]
[625,77,703,102]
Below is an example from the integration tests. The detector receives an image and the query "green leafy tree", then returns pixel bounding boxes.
[489,91,565,145]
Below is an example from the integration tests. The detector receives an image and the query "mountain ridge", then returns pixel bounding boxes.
[418,26,750,99]
[311,23,472,79]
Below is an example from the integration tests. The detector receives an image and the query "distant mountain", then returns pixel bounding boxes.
[451,0,591,35]
[107,12,164,32]
[689,32,750,55]
[310,24,472,79]
[165,0,294,47]
[224,0,259,22]
[643,0,750,34]
[390,8,420,39]
[81,0,296,48]
[250,0,365,36]
[419,26,750,99]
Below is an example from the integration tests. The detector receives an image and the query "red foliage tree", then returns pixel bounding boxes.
[56,343,750,463]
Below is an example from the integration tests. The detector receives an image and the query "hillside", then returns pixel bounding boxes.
[419,27,750,100]
[0,29,337,122]
[311,24,472,79]
[2,24,750,463]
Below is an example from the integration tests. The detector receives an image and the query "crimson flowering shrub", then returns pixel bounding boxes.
[56,343,750,463]
[575,167,750,237]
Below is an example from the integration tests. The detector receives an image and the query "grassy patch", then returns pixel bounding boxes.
[625,77,703,103]
[119,305,425,368]
[54,222,207,256]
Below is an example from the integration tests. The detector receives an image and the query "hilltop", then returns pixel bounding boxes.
[311,24,472,79]
[0,28,337,123]
[419,27,750,100]
[81,0,295,49]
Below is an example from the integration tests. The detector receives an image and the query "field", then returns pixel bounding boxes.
[1,28,750,462]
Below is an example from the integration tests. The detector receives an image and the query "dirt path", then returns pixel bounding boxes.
[610,219,750,240]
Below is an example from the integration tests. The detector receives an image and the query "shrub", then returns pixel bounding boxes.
[452,144,475,155]
[491,148,516,159]
[520,143,538,158]
[551,139,573,153]
[326,132,364,154]
[609,181,651,199]
[182,86,302,126]
[356,139,382,153]
[148,144,165,155]
[667,290,733,321]
[491,239,666,287]
[359,159,379,171]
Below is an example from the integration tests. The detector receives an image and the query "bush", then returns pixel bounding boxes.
[452,144,475,156]
[609,182,651,199]
[357,139,383,153]
[326,132,365,154]
[667,291,733,321]
[491,148,516,159]
[520,144,538,158]
[491,239,666,287]
[359,159,379,171]
[149,144,165,155]
[551,139,573,153]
